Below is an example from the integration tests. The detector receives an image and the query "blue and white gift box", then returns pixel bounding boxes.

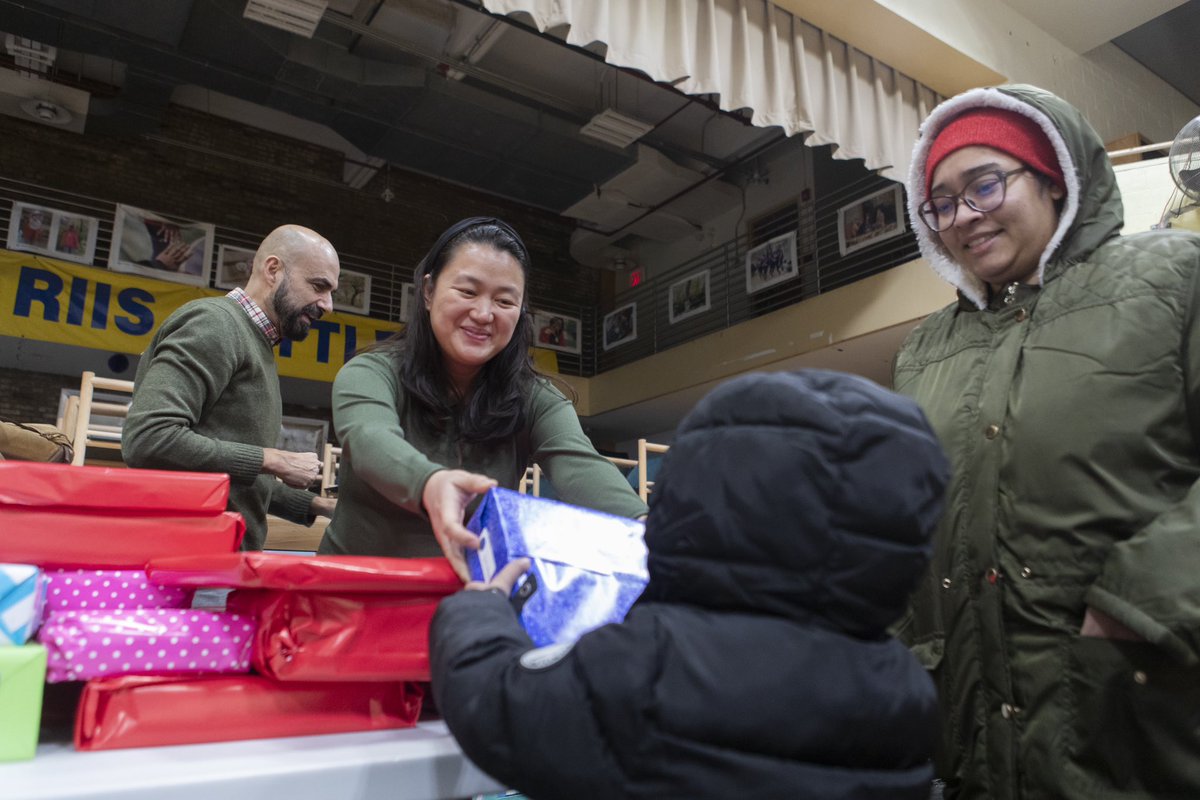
[0,564,46,645]
[466,488,647,648]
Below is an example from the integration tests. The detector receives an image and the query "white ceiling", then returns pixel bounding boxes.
[1002,0,1189,53]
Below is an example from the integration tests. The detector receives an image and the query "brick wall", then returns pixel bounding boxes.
[0,105,597,299]
[0,366,70,426]
[0,104,601,422]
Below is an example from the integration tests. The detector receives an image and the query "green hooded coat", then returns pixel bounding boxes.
[893,84,1200,799]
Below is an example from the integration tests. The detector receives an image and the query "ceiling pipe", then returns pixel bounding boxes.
[577,130,790,240]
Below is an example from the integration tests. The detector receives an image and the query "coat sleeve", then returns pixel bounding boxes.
[331,354,444,516]
[1088,251,1200,666]
[122,303,263,485]
[430,591,624,800]
[267,482,317,524]
[528,381,648,520]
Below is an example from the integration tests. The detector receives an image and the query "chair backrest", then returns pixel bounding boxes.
[521,453,639,500]
[518,463,542,496]
[69,371,135,466]
[320,444,342,497]
[637,439,670,502]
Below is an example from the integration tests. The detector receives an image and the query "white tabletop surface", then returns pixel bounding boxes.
[0,721,505,800]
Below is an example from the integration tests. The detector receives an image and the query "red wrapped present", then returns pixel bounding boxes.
[0,463,229,514]
[74,674,424,751]
[0,510,245,569]
[147,552,461,593]
[227,590,441,682]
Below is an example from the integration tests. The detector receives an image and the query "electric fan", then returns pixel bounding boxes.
[1160,114,1200,232]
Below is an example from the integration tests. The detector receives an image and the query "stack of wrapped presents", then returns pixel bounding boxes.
[0,462,462,759]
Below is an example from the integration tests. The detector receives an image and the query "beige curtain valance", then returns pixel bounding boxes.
[482,0,943,180]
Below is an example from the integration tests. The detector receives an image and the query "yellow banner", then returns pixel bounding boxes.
[0,250,402,382]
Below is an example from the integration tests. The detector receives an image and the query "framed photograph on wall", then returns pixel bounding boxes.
[837,184,906,257]
[745,231,798,295]
[602,302,637,351]
[109,204,213,287]
[333,268,371,315]
[532,309,582,354]
[399,281,417,323]
[277,415,329,457]
[6,201,100,264]
[213,244,256,290]
[668,270,711,324]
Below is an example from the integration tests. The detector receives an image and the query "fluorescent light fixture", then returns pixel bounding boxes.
[243,0,328,38]
[580,109,654,149]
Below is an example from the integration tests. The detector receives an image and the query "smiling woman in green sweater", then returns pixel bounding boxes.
[318,218,646,578]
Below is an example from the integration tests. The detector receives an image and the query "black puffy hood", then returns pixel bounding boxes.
[640,369,950,637]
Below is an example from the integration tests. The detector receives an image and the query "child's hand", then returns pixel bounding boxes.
[465,558,531,598]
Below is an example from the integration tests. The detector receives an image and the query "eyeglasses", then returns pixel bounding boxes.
[918,167,1030,232]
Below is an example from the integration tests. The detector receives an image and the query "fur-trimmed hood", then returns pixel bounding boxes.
[906,84,1124,309]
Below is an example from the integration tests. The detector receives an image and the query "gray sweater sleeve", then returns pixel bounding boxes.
[123,302,263,485]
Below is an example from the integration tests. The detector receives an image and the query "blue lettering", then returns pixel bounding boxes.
[375,329,393,343]
[67,276,88,326]
[311,320,339,364]
[91,283,111,329]
[114,288,154,336]
[12,266,62,321]
[278,338,292,358]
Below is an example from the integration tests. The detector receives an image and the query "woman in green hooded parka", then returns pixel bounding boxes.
[894,84,1200,800]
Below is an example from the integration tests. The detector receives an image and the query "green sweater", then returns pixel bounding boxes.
[123,296,315,550]
[319,349,648,557]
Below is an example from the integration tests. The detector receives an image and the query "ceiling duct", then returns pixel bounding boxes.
[580,108,654,149]
[244,0,329,38]
[0,67,88,134]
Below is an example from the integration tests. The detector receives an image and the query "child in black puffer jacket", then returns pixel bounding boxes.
[432,368,950,800]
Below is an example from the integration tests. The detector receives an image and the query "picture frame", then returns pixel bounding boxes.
[837,184,907,257]
[602,302,637,351]
[6,201,99,265]
[109,204,213,287]
[213,244,256,290]
[399,281,417,323]
[531,309,582,354]
[332,268,372,315]
[745,231,798,295]
[668,270,711,324]
[277,415,329,457]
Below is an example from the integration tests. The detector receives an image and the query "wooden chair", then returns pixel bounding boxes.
[636,439,670,502]
[518,463,542,496]
[68,371,135,466]
[519,453,638,499]
[320,444,342,497]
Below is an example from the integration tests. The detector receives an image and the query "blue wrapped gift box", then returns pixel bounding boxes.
[466,488,647,648]
[0,564,46,645]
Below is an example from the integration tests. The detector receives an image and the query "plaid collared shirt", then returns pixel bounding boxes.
[227,287,280,345]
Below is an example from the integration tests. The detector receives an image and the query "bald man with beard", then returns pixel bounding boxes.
[124,225,340,550]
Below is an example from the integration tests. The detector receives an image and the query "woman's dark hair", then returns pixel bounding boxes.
[378,217,538,443]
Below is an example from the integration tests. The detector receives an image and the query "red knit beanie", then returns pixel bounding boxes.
[925,107,1065,196]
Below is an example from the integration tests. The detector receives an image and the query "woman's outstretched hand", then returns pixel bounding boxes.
[423,469,498,581]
